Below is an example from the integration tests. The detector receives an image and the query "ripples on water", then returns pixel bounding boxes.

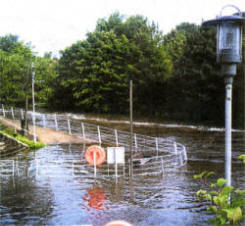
[0,117,244,225]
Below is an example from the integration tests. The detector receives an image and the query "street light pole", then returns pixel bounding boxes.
[224,71,235,186]
[203,5,245,186]
[31,63,36,144]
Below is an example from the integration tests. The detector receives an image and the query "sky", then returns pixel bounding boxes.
[1,0,245,56]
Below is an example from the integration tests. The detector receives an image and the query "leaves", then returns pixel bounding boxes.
[216,178,226,188]
[238,155,245,164]
[223,207,243,224]
[54,13,172,114]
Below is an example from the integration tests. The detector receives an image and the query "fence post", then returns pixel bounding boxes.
[174,142,177,155]
[42,114,46,127]
[115,129,119,146]
[155,137,159,156]
[161,158,164,173]
[67,119,71,135]
[183,146,188,161]
[179,154,183,166]
[20,109,24,120]
[134,133,138,149]
[2,104,5,117]
[54,114,58,131]
[114,149,118,182]
[81,123,86,138]
[11,107,15,120]
[97,126,101,144]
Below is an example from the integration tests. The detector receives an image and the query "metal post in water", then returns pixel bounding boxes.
[173,142,177,155]
[114,149,118,183]
[20,109,24,120]
[93,151,97,178]
[42,114,46,127]
[31,64,37,143]
[97,125,101,144]
[183,146,188,161]
[67,119,71,135]
[115,129,119,147]
[81,123,86,138]
[134,133,138,150]
[129,80,133,179]
[155,137,159,156]
[54,114,58,131]
[225,78,233,186]
[11,107,15,120]
[161,158,164,173]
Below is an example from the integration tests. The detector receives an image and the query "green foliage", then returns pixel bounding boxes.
[0,34,58,109]
[238,155,245,164]
[194,167,245,225]
[52,13,172,115]
[1,127,45,149]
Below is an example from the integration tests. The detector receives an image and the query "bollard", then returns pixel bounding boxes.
[97,126,101,144]
[115,129,119,147]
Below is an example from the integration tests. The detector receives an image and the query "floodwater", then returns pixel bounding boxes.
[0,115,245,226]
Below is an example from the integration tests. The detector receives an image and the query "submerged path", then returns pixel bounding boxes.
[0,117,94,145]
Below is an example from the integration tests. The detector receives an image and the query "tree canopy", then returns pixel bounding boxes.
[0,13,244,128]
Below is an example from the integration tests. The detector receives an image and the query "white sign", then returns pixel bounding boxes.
[107,147,125,164]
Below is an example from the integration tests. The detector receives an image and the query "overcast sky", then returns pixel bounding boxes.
[1,0,245,56]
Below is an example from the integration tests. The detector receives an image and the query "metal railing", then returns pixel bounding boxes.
[0,105,188,171]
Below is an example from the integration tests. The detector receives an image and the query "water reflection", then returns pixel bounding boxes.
[0,122,244,225]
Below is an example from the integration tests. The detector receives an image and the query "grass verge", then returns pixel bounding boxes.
[1,126,45,149]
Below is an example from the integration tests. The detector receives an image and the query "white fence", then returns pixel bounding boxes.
[0,105,187,171]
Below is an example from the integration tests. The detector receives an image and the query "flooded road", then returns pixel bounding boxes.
[0,116,244,225]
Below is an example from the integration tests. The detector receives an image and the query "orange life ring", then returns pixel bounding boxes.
[85,145,106,166]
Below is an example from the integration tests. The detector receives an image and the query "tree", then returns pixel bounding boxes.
[164,25,224,124]
[54,13,172,115]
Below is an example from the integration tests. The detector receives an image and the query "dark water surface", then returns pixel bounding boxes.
[0,117,244,226]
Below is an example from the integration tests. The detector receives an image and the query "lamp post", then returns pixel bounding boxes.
[203,5,245,186]
[31,63,37,144]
